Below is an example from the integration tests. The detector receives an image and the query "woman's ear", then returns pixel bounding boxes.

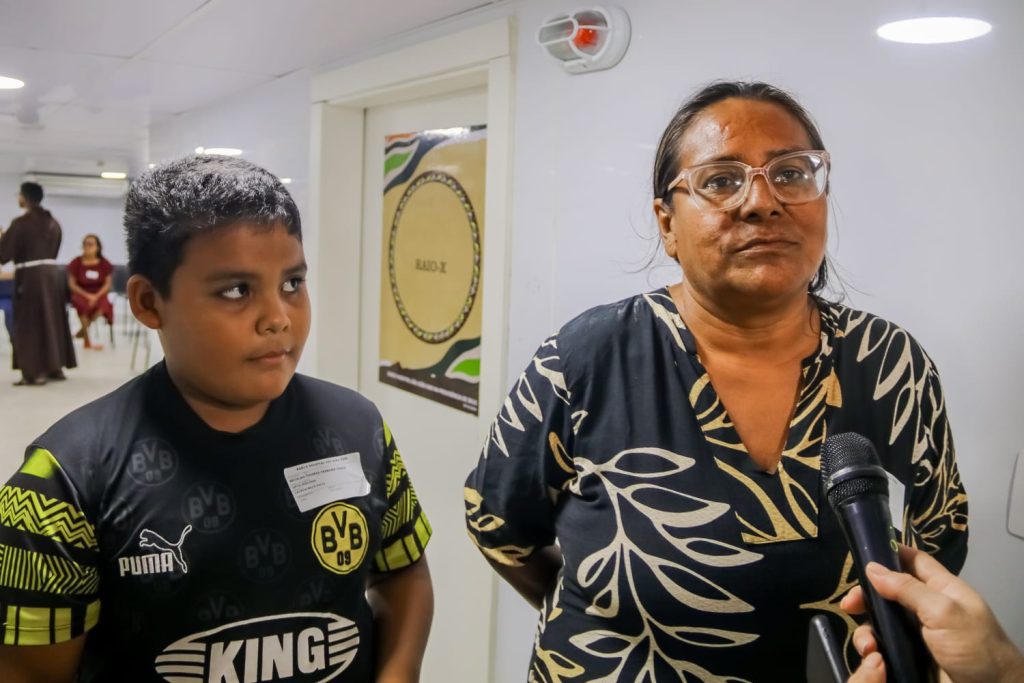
[653,198,678,260]
[127,274,163,330]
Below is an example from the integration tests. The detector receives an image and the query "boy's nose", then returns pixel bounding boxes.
[258,294,291,334]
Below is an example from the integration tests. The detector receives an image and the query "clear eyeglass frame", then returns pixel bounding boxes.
[666,150,831,212]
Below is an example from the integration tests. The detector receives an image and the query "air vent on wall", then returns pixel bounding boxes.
[22,172,129,199]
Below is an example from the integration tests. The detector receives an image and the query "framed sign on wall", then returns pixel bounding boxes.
[378,125,487,414]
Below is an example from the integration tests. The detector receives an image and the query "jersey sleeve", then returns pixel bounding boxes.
[372,423,431,573]
[904,359,969,573]
[464,334,577,567]
[0,447,101,645]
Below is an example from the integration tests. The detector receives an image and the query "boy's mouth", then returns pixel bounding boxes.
[251,347,291,362]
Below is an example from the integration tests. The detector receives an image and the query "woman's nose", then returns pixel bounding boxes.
[739,171,782,219]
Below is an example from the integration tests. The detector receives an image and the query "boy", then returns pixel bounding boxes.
[0,156,433,682]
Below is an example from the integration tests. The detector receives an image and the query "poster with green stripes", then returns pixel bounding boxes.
[378,125,486,414]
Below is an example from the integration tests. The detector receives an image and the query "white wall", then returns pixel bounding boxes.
[148,69,314,370]
[497,0,1024,678]
[144,0,1024,678]
[0,173,126,265]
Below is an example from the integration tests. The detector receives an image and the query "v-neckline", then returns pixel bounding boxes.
[656,287,825,476]
[644,288,842,544]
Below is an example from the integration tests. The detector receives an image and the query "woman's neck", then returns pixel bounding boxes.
[670,281,819,363]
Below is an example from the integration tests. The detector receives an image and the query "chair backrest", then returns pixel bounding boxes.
[53,265,69,302]
[111,264,129,296]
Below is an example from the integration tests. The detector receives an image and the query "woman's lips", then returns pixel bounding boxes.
[736,238,797,252]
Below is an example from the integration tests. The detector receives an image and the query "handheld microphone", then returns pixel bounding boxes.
[821,432,932,683]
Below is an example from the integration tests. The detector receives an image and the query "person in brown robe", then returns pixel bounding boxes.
[0,182,77,385]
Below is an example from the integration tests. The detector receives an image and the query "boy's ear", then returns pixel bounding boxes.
[127,274,163,330]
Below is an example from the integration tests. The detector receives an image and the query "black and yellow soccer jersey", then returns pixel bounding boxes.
[0,362,431,682]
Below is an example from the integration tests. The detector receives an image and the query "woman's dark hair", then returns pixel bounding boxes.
[83,233,103,259]
[20,181,43,204]
[652,81,830,294]
[124,155,301,297]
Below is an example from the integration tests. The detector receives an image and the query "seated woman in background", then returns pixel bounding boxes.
[67,233,113,349]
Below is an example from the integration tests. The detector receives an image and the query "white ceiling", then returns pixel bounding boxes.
[0,0,504,175]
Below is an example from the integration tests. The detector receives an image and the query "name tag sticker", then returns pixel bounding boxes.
[283,453,370,513]
[85,269,100,280]
[886,470,906,532]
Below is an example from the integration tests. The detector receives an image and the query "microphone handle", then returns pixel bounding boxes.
[836,496,933,683]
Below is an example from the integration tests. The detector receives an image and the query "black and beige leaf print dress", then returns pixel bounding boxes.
[465,289,967,682]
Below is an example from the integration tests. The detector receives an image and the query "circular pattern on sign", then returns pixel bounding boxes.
[311,502,369,575]
[387,170,481,344]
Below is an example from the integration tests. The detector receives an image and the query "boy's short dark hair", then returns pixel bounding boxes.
[20,181,44,204]
[124,155,301,296]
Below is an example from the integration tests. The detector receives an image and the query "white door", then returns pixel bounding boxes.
[360,88,492,683]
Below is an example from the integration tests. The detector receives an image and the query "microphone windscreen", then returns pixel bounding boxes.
[821,432,889,507]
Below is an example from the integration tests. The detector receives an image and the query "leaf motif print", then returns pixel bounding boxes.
[578,536,623,618]
[643,554,754,614]
[662,626,759,648]
[557,445,761,681]
[571,629,639,659]
[530,647,586,683]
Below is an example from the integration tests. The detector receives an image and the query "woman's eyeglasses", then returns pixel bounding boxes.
[667,150,830,212]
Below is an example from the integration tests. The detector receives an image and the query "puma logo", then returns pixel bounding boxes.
[139,525,193,572]
[119,524,193,577]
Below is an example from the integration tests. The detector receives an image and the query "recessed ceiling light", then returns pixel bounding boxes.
[279,177,292,184]
[196,146,242,156]
[148,163,156,169]
[100,172,127,180]
[0,76,25,90]
[877,17,992,44]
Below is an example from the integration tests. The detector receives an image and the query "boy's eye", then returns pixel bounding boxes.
[282,277,305,294]
[221,284,249,300]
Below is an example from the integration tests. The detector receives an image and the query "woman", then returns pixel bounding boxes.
[465,82,968,681]
[67,233,113,349]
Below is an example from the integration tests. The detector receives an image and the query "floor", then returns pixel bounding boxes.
[0,313,156,475]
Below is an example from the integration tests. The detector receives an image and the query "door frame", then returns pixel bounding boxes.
[307,17,514,681]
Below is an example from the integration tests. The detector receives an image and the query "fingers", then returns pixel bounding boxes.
[897,544,958,598]
[897,544,958,591]
[852,623,878,657]
[840,585,866,615]
[865,562,959,628]
[847,652,886,683]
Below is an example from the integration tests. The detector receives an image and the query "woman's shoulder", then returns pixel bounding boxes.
[546,290,676,375]
[820,299,935,362]
[67,255,82,268]
[558,291,657,340]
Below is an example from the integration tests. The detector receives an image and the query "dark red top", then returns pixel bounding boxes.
[67,256,113,294]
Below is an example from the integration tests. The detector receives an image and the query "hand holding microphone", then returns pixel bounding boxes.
[821,432,933,682]
[842,543,1024,683]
